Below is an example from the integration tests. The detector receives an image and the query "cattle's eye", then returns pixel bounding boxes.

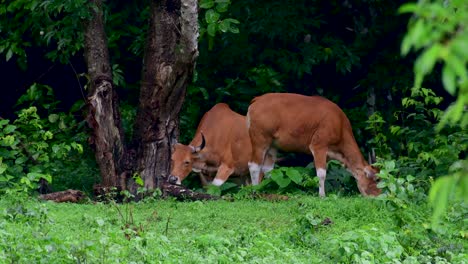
[184,160,190,166]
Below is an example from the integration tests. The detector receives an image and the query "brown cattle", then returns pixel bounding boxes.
[170,103,252,186]
[247,93,381,197]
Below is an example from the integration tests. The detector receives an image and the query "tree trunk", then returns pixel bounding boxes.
[83,0,125,190]
[82,0,211,200]
[134,0,199,189]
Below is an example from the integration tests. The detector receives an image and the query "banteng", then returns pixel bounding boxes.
[247,93,381,197]
[170,103,253,186]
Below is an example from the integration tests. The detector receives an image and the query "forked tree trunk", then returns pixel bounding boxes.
[83,0,125,190]
[83,0,212,200]
[134,0,199,189]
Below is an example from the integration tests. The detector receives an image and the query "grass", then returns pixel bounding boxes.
[0,194,466,263]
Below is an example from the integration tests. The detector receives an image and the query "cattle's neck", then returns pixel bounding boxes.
[327,148,369,180]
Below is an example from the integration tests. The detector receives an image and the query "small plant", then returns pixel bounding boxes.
[3,84,97,194]
[262,166,317,193]
[328,227,405,263]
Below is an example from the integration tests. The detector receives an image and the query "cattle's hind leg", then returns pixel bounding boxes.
[248,131,273,185]
[310,145,328,197]
[261,148,277,178]
[211,164,234,186]
[249,144,270,185]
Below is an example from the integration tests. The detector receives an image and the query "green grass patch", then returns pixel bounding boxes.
[0,195,466,263]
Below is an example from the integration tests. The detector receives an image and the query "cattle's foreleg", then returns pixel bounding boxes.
[311,145,328,197]
[199,173,210,186]
[212,164,234,186]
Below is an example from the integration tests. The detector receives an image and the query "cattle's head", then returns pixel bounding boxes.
[356,165,381,196]
[169,134,206,184]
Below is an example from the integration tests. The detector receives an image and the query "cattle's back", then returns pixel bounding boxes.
[248,93,350,152]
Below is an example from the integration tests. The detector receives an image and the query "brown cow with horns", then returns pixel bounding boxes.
[170,103,258,186]
[246,93,381,197]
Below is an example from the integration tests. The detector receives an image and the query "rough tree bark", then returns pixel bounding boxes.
[83,0,214,200]
[83,0,125,190]
[134,0,199,190]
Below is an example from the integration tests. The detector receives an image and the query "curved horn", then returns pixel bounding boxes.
[367,148,376,164]
[191,133,206,153]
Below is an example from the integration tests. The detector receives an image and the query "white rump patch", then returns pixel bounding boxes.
[212,178,225,186]
[248,162,261,185]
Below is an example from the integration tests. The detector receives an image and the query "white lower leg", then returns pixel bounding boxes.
[316,168,327,197]
[212,178,225,186]
[248,162,261,185]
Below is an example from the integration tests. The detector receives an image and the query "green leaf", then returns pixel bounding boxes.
[1,135,16,146]
[377,181,387,188]
[442,65,456,95]
[200,0,215,9]
[6,49,13,61]
[398,3,418,14]
[413,44,442,87]
[205,9,220,23]
[429,175,457,229]
[4,124,16,133]
[270,169,291,188]
[419,44,442,75]
[216,2,229,13]
[15,156,28,165]
[224,18,240,24]
[48,114,60,123]
[401,35,412,56]
[218,20,230,33]
[207,23,217,37]
[447,53,467,82]
[206,184,222,196]
[133,173,144,187]
[285,168,303,184]
[228,25,239,34]
[0,119,9,126]
[220,181,237,191]
[0,163,7,174]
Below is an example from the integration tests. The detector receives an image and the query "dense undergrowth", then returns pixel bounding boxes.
[0,194,466,263]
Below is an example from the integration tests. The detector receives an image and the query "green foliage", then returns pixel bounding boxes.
[329,227,405,263]
[400,0,468,127]
[258,167,317,193]
[0,84,97,194]
[0,107,55,194]
[0,0,90,65]
[376,160,427,222]
[199,0,240,49]
[429,161,468,227]
[400,0,468,229]
[1,196,465,263]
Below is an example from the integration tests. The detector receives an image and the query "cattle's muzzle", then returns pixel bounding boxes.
[168,175,178,184]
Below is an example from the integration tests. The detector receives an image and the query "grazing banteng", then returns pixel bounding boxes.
[247,93,381,197]
[170,103,253,186]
